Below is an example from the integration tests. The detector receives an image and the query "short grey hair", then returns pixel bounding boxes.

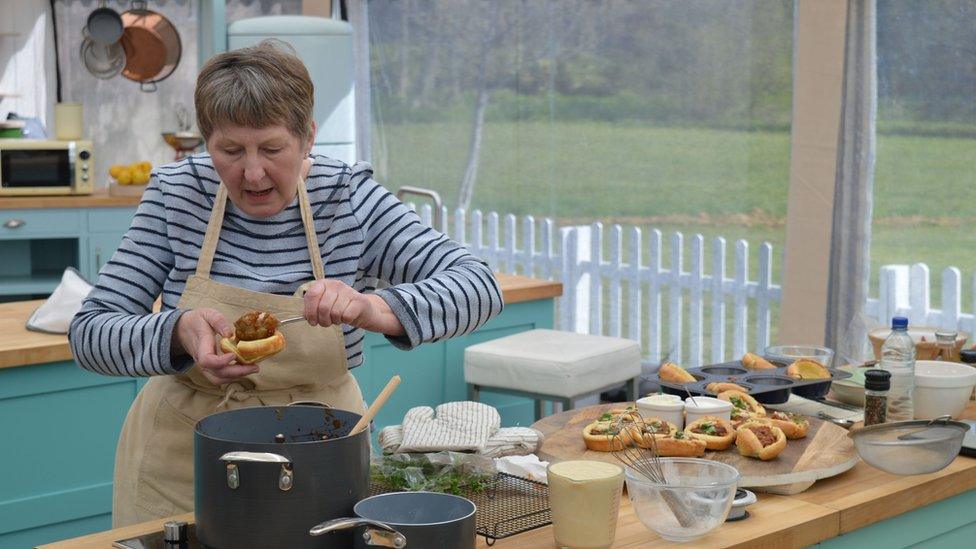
[195,39,314,141]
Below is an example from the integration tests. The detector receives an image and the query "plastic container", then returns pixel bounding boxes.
[682,396,732,424]
[636,394,685,430]
[913,360,976,419]
[880,317,917,421]
[764,344,835,369]
[625,458,739,542]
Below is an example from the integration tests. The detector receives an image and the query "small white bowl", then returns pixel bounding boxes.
[682,396,732,424]
[914,360,976,419]
[636,394,685,430]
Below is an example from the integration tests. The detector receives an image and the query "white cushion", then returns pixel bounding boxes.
[464,330,641,399]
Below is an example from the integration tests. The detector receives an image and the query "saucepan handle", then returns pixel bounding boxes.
[219,452,293,491]
[309,517,406,548]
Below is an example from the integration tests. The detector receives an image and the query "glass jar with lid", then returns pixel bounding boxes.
[934,332,960,362]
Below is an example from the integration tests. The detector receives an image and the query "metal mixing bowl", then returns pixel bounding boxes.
[848,418,968,475]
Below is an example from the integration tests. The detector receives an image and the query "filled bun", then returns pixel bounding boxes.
[706,382,748,394]
[655,431,707,457]
[717,390,766,417]
[742,352,777,370]
[628,417,678,448]
[684,416,736,450]
[220,331,285,364]
[659,362,697,383]
[583,420,632,452]
[768,412,810,439]
[786,359,831,379]
[735,421,787,460]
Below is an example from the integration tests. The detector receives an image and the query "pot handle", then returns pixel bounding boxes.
[219,452,293,491]
[219,451,290,463]
[309,517,406,548]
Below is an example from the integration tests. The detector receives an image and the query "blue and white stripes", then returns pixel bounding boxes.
[69,154,503,376]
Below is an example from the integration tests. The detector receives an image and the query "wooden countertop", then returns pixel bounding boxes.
[0,274,560,369]
[0,189,141,209]
[40,403,976,549]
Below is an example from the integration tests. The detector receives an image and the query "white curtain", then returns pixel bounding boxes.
[826,0,877,364]
[0,0,57,131]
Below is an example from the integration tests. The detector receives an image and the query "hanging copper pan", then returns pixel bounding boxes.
[119,1,181,92]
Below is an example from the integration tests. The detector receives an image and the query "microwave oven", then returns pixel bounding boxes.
[0,139,94,196]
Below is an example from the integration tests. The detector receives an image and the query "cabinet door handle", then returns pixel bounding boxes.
[3,218,25,229]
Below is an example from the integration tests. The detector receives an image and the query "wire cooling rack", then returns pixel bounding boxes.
[370,472,551,545]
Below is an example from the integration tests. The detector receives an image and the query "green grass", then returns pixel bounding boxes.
[374,121,976,337]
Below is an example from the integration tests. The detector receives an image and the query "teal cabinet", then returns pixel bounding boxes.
[0,206,136,300]
[0,362,142,548]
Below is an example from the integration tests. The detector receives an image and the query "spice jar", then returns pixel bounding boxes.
[934,331,960,362]
[863,369,891,426]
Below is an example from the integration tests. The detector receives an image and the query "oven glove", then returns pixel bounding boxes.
[379,425,543,458]
[397,401,501,453]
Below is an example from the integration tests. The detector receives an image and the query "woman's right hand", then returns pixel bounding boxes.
[173,308,259,385]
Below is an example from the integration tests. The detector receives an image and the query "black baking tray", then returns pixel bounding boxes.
[655,359,853,404]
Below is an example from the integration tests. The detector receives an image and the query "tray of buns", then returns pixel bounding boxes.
[655,353,853,405]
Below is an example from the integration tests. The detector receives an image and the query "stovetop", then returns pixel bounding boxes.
[112,522,202,549]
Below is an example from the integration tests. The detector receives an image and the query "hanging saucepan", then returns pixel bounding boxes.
[194,405,370,549]
[310,492,478,549]
[119,0,181,92]
[80,27,126,79]
[86,1,124,45]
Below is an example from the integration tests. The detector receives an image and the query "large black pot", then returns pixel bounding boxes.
[310,492,478,548]
[194,405,369,549]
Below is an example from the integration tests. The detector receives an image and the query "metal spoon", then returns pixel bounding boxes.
[277,316,306,326]
[817,411,856,429]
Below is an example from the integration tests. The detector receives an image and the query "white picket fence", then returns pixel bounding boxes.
[865,264,976,336]
[411,204,974,367]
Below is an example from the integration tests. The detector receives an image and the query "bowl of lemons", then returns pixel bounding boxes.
[108,161,152,196]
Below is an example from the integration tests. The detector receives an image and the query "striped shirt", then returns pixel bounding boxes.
[68,154,503,377]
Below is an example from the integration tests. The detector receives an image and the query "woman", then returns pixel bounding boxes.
[69,40,503,527]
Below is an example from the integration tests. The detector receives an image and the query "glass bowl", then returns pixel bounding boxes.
[625,458,740,542]
[848,419,969,475]
[763,344,835,368]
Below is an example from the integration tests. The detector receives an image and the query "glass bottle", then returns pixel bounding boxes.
[863,369,891,426]
[934,331,960,362]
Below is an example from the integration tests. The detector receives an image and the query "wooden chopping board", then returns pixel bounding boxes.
[532,403,859,495]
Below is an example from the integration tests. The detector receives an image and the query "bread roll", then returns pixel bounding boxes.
[735,421,787,460]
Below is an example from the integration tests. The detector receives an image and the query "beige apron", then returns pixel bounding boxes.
[112,181,366,527]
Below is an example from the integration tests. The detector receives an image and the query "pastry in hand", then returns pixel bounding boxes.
[684,416,736,451]
[655,430,707,457]
[628,417,678,448]
[735,421,787,460]
[786,359,831,380]
[767,411,809,439]
[659,362,697,383]
[219,311,285,364]
[705,381,748,394]
[582,420,632,452]
[717,390,766,418]
[742,352,777,370]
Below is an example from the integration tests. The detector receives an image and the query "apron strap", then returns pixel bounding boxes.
[194,170,327,281]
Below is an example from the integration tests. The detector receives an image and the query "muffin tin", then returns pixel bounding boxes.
[655,359,853,404]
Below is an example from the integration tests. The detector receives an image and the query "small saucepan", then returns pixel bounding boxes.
[310,491,477,549]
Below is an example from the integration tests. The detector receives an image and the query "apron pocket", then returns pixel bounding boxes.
[134,395,198,518]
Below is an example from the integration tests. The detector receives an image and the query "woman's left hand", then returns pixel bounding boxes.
[303,279,405,336]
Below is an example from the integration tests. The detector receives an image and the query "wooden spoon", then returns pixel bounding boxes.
[350,375,401,436]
